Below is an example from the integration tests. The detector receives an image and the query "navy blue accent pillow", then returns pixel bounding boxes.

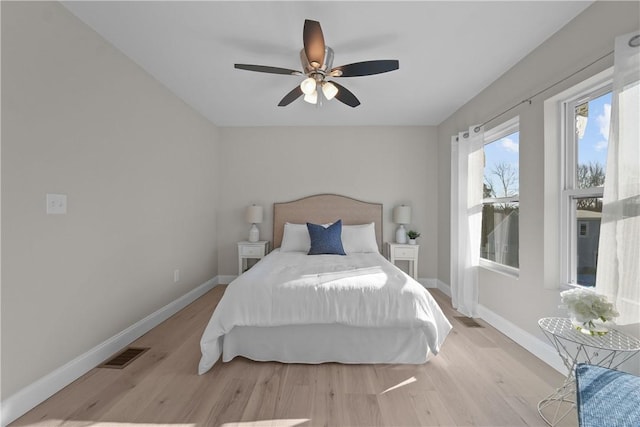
[307,220,346,255]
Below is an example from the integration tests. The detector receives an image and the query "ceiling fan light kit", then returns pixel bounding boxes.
[234,19,399,108]
[300,77,315,94]
[322,81,338,100]
[303,91,318,104]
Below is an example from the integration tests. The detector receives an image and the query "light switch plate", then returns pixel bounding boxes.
[46,193,67,214]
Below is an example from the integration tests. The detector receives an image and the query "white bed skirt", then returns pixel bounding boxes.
[222,324,431,365]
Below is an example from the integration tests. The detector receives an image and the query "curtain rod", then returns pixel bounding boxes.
[467,49,615,134]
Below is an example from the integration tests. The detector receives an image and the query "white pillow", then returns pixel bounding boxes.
[280,221,336,252]
[280,223,311,252]
[341,223,379,253]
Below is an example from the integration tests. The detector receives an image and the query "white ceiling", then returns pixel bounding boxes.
[62,1,592,127]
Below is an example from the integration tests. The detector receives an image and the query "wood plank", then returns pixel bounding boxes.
[10,287,570,427]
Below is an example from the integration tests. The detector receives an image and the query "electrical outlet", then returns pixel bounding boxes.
[173,269,180,283]
[46,193,67,214]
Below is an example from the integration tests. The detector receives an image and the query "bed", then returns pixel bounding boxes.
[198,194,452,375]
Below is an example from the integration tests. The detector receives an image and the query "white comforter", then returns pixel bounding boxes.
[198,250,452,374]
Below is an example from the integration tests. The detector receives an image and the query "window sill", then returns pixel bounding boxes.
[560,282,594,291]
[479,259,519,279]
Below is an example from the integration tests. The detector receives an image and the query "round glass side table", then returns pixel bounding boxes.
[537,317,640,426]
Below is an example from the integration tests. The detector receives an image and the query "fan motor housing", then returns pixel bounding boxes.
[300,47,334,77]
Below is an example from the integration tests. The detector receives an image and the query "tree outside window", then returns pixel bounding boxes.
[480,119,519,271]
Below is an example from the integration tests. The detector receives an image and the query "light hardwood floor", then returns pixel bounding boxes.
[11,286,575,427]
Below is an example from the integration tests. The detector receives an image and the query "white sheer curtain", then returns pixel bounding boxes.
[595,31,640,326]
[450,125,484,317]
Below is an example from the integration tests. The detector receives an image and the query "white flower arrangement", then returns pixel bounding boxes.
[560,288,619,335]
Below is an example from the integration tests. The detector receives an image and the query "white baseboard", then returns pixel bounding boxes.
[417,279,451,297]
[418,278,434,288]
[476,304,566,375]
[0,276,220,427]
[436,279,451,297]
[420,278,451,297]
[218,274,237,285]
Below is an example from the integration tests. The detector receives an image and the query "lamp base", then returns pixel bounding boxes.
[396,225,407,244]
[248,223,260,243]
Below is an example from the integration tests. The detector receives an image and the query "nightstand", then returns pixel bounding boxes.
[237,241,270,275]
[385,242,419,279]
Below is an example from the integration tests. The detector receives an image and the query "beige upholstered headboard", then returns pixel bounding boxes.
[273,194,383,252]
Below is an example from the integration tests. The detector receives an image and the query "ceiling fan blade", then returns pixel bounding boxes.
[235,64,302,76]
[278,86,304,106]
[330,60,399,77]
[303,19,325,68]
[330,81,360,108]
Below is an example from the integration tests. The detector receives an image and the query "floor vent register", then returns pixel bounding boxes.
[99,347,149,369]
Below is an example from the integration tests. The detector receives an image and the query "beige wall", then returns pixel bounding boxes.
[437,1,640,345]
[217,126,438,278]
[1,2,220,397]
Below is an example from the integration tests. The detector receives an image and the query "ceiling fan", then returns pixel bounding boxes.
[234,19,399,108]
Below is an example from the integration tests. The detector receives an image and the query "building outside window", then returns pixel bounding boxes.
[563,87,611,287]
[480,117,519,273]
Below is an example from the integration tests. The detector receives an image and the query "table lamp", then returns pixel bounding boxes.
[245,204,263,243]
[393,205,411,244]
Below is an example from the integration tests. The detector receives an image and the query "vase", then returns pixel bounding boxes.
[571,318,609,336]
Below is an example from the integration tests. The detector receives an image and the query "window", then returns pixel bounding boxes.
[562,85,611,287]
[480,117,519,273]
[578,222,589,237]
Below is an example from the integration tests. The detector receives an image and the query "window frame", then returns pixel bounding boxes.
[560,82,611,287]
[479,116,520,276]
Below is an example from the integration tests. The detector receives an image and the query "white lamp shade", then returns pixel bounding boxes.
[245,205,263,224]
[393,205,411,225]
[300,77,316,95]
[303,90,318,104]
[322,81,338,100]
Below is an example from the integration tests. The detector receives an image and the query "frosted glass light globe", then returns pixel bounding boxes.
[322,82,338,100]
[303,90,318,104]
[300,77,317,95]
